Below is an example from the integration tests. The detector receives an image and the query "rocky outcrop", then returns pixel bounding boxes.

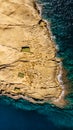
[0,0,64,106]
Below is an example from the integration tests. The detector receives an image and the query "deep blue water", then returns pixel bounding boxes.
[0,0,73,130]
[1,96,73,130]
[0,102,55,130]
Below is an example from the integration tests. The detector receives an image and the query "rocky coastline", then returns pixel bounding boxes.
[0,0,67,107]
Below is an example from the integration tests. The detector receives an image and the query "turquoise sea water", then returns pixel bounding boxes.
[0,0,73,129]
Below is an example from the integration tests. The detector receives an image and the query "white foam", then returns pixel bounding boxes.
[37,2,51,6]
[55,44,59,51]
[35,2,43,17]
[57,62,65,101]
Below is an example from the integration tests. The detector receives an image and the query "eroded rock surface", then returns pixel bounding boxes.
[0,0,63,105]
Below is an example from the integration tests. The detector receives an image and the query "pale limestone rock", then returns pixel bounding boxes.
[0,0,64,106]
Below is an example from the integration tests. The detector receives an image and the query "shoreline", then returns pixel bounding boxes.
[0,0,68,108]
[35,0,67,107]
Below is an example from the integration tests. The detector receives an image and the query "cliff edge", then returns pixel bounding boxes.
[0,0,65,106]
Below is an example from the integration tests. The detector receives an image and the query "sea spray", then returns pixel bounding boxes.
[57,62,65,101]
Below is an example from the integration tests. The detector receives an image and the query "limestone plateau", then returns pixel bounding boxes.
[0,0,66,107]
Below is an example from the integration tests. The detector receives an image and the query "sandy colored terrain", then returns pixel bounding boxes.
[0,0,66,107]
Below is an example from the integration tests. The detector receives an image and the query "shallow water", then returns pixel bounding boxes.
[0,0,73,129]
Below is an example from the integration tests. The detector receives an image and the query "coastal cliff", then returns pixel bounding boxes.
[0,0,66,107]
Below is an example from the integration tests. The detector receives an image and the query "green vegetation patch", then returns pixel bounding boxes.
[14,87,20,90]
[18,72,24,78]
[21,46,30,52]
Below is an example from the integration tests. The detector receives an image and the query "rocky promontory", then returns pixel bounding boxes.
[0,0,66,107]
